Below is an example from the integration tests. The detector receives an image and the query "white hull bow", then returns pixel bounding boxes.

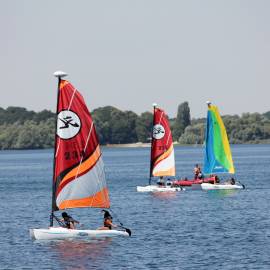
[201,183,244,190]
[137,185,184,192]
[30,227,129,240]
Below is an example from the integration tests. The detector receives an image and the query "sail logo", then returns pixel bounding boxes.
[57,110,81,139]
[153,124,165,140]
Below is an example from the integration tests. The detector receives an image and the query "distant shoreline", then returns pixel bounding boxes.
[104,142,203,148]
[0,142,270,151]
[105,142,151,148]
[104,140,270,148]
[104,142,196,148]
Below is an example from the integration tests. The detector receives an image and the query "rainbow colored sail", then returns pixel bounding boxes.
[203,103,235,174]
[52,79,110,211]
[150,106,175,177]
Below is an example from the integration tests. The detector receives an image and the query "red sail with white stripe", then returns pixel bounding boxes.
[52,80,110,211]
[150,107,175,177]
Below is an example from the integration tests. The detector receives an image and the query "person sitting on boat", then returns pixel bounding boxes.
[194,164,202,179]
[224,177,235,185]
[61,212,79,229]
[98,210,118,230]
[166,179,172,186]
[157,176,165,186]
[214,175,220,184]
[230,177,236,185]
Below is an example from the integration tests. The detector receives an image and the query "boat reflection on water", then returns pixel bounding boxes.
[152,191,178,199]
[49,238,112,269]
[205,189,240,197]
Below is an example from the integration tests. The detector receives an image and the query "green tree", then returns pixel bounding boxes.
[92,106,119,144]
[33,110,54,123]
[178,123,204,144]
[0,123,20,149]
[0,106,36,125]
[135,112,153,142]
[263,111,270,120]
[110,110,138,143]
[172,102,191,141]
[92,106,138,144]
[0,105,270,149]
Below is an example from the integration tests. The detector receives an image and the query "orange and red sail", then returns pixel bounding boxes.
[52,80,110,211]
[150,107,175,177]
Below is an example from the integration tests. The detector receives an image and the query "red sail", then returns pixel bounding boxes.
[52,80,110,211]
[150,107,175,177]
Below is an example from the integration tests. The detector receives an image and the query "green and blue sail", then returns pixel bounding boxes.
[203,104,235,174]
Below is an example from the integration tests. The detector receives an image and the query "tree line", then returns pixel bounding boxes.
[0,105,269,150]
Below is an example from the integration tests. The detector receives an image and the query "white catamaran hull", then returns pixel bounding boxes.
[30,227,129,240]
[137,185,184,192]
[201,183,244,190]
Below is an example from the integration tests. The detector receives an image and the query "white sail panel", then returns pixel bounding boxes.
[56,156,109,209]
[152,148,175,177]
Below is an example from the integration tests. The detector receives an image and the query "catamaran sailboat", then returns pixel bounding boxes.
[30,71,130,240]
[137,104,183,192]
[201,102,245,190]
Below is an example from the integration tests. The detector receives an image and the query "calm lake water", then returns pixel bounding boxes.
[0,145,270,269]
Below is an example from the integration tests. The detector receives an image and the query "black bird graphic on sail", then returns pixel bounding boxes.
[153,126,165,136]
[59,116,80,129]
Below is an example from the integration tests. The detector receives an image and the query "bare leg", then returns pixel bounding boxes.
[97,226,110,230]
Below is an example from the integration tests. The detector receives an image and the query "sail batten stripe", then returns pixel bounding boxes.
[158,111,164,125]
[68,87,77,111]
[166,130,171,146]
[55,138,60,158]
[74,121,94,182]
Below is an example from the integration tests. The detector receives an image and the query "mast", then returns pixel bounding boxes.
[50,71,67,227]
[149,103,157,185]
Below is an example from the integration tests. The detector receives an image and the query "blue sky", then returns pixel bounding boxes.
[1,0,270,118]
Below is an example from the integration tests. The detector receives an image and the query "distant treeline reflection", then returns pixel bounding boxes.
[0,105,269,150]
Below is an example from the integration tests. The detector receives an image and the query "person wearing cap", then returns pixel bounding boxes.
[98,210,118,230]
[61,212,79,229]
